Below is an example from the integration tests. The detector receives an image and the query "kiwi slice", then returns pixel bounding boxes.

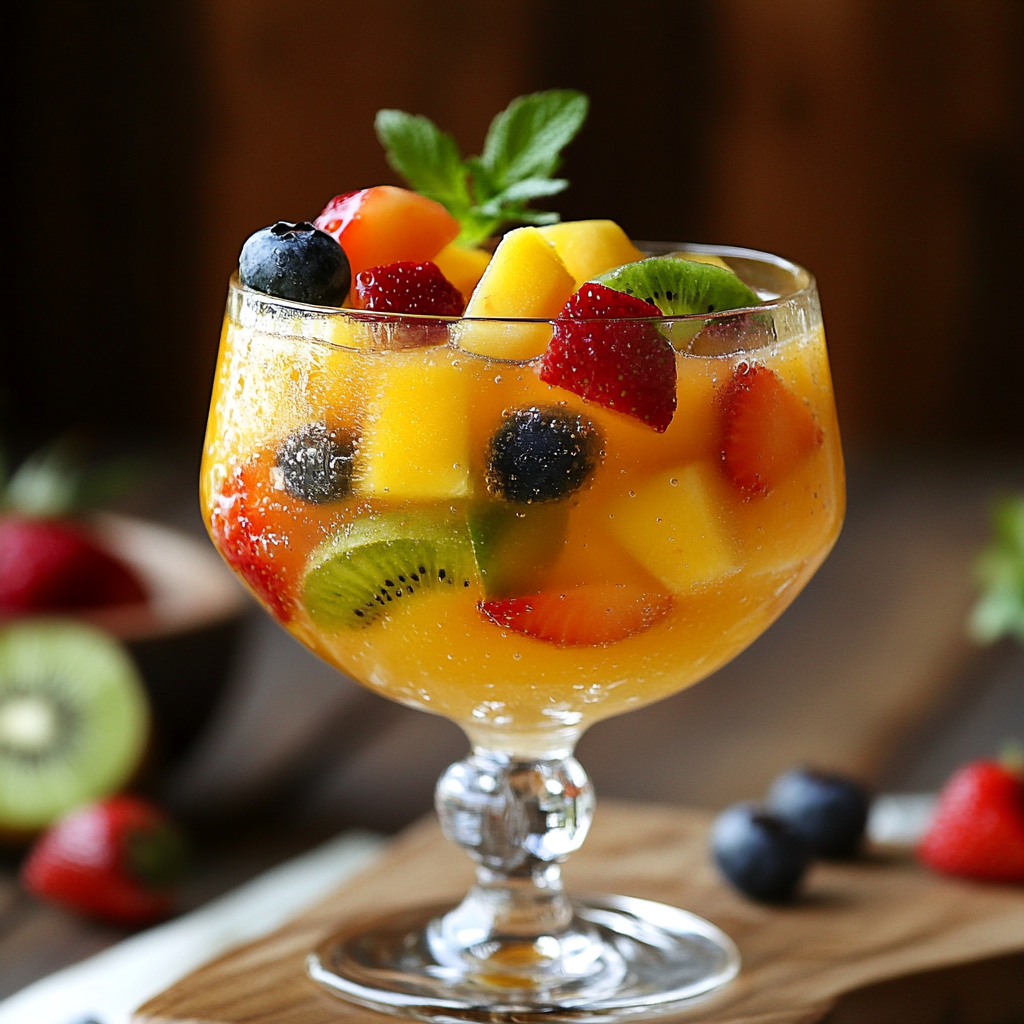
[469,501,568,599]
[595,257,761,315]
[304,511,479,629]
[0,620,149,833]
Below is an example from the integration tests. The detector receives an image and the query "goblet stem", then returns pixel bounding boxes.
[309,744,740,1017]
[432,749,608,987]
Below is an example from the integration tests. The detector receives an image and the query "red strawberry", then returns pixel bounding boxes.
[720,363,823,495]
[918,760,1024,882]
[209,464,294,621]
[21,796,189,926]
[539,283,677,432]
[0,516,146,614]
[353,261,465,315]
[480,584,672,646]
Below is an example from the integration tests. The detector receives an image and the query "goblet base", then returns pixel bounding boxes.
[307,893,740,1022]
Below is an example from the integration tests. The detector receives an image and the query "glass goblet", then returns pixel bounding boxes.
[201,245,844,1021]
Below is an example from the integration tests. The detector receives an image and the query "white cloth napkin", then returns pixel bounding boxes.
[0,829,385,1024]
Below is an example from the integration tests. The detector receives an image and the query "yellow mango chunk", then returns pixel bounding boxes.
[465,227,575,319]
[433,243,491,301]
[605,464,740,591]
[538,220,646,285]
[358,349,471,499]
[459,228,576,360]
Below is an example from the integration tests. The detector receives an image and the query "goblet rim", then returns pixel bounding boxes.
[228,241,816,327]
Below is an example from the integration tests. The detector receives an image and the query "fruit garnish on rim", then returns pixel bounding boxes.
[353,261,465,315]
[540,283,677,432]
[595,256,760,316]
[375,90,589,247]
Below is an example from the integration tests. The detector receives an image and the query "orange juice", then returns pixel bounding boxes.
[201,249,843,755]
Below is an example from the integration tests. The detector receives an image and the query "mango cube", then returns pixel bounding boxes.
[358,350,471,499]
[457,228,575,360]
[605,464,740,591]
[538,220,646,286]
[433,243,491,301]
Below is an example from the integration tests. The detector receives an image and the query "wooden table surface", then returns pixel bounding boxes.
[135,803,1024,1024]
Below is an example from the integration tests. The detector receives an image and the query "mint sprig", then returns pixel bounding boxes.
[970,495,1024,645]
[375,90,589,247]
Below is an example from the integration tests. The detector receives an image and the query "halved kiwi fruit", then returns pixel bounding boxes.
[303,511,479,629]
[595,257,761,316]
[0,620,149,833]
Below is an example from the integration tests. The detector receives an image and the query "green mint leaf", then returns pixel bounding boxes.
[374,109,471,214]
[476,177,569,217]
[509,208,561,226]
[481,90,588,190]
[456,212,504,248]
[464,156,499,204]
[373,90,588,243]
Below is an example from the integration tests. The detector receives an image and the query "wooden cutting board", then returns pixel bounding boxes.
[133,801,1024,1024]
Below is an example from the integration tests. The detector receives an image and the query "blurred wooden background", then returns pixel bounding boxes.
[5,0,1023,453]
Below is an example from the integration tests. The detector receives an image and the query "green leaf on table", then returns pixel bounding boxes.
[375,90,589,247]
[969,495,1024,645]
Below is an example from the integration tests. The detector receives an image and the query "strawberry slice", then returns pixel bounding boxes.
[480,584,672,646]
[209,463,294,621]
[918,759,1024,882]
[353,261,465,315]
[539,283,676,432]
[720,363,823,495]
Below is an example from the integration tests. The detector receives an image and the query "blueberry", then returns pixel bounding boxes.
[486,407,599,504]
[275,423,354,504]
[767,767,869,859]
[711,803,810,902]
[239,222,350,306]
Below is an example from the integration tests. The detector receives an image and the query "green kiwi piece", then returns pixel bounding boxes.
[468,501,568,599]
[595,257,761,316]
[303,511,479,629]
[0,620,149,833]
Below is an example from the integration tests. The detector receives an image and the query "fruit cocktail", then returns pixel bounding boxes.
[201,92,844,1020]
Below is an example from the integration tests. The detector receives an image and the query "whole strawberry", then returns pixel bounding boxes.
[21,795,189,926]
[918,759,1024,882]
